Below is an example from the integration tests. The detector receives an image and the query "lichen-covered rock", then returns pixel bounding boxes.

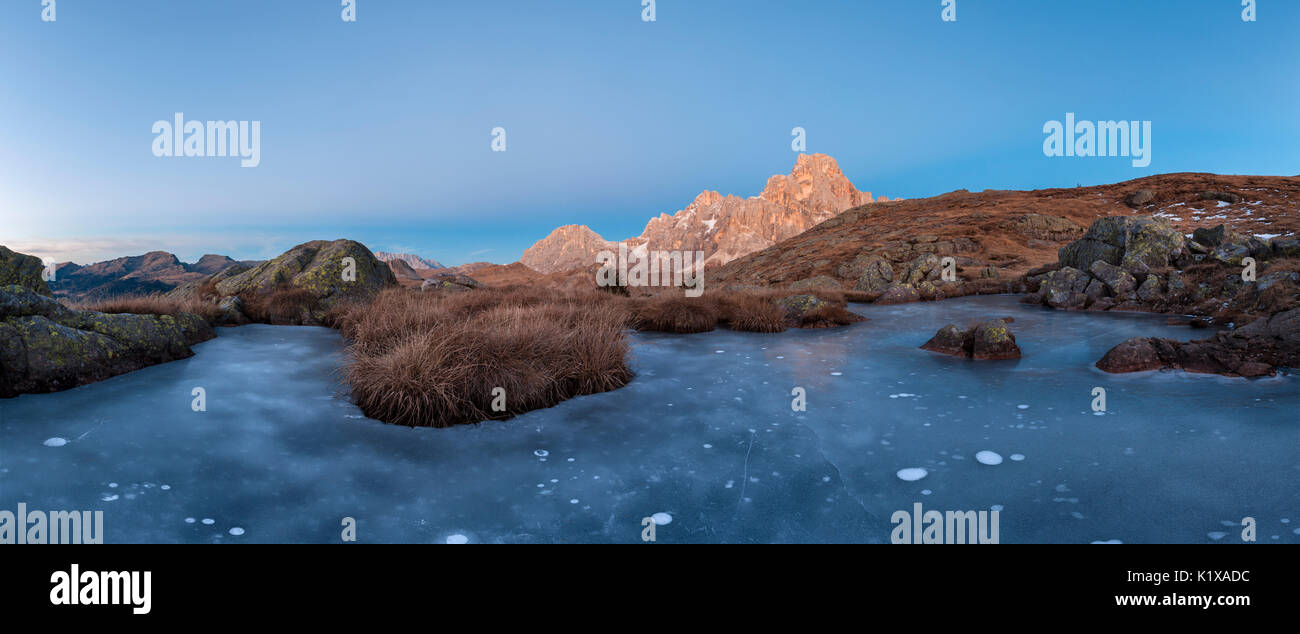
[1272,238,1300,258]
[1084,278,1107,302]
[1059,225,1124,270]
[1167,270,1186,296]
[849,256,894,293]
[214,240,395,321]
[1058,216,1183,275]
[1118,218,1185,276]
[777,294,829,320]
[1192,224,1240,248]
[900,253,941,286]
[920,324,969,356]
[920,319,1021,360]
[0,245,52,296]
[1125,189,1155,207]
[1097,307,1300,377]
[217,296,250,325]
[1095,338,1163,373]
[1136,275,1164,302]
[420,274,482,293]
[1088,260,1137,298]
[1212,242,1251,266]
[876,284,922,305]
[790,275,842,291]
[0,285,214,398]
[971,320,1021,360]
[1038,267,1090,308]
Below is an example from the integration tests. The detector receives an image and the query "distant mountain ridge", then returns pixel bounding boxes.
[51,251,260,301]
[374,252,445,270]
[520,154,893,274]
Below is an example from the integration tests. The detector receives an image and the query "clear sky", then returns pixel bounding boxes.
[1,0,1296,265]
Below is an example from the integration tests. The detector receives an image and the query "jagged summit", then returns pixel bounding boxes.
[520,154,882,274]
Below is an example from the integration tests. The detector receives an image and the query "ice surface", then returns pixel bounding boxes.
[1,299,1297,544]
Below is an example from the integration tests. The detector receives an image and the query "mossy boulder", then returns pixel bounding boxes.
[920,319,1021,360]
[1038,266,1090,308]
[0,245,52,296]
[0,285,214,397]
[777,294,829,321]
[420,274,482,293]
[1088,261,1137,298]
[1137,275,1164,302]
[875,284,922,305]
[1058,216,1183,275]
[851,256,894,293]
[900,253,941,285]
[214,240,395,321]
[1120,218,1185,275]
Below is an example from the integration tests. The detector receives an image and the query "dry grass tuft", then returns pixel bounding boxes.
[240,286,319,325]
[717,292,787,333]
[71,294,223,323]
[336,286,634,427]
[631,294,719,333]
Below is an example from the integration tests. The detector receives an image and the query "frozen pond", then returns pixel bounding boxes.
[1,295,1296,543]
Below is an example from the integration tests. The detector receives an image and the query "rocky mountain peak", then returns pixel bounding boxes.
[520,154,882,274]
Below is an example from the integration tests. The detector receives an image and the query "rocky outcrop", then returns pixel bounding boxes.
[1124,189,1156,207]
[521,154,880,274]
[920,319,1021,360]
[214,240,397,323]
[421,273,482,293]
[1057,216,1184,275]
[0,285,215,397]
[387,258,423,284]
[875,284,923,305]
[777,294,829,321]
[1004,214,1084,242]
[0,245,52,295]
[1097,308,1300,377]
[840,254,894,292]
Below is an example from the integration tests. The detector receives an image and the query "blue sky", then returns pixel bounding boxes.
[1,0,1296,265]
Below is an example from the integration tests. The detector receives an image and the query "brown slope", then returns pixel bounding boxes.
[708,172,1300,288]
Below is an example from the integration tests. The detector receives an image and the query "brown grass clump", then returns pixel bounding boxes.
[716,292,787,333]
[337,286,633,428]
[631,294,719,333]
[240,286,320,325]
[71,294,223,323]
